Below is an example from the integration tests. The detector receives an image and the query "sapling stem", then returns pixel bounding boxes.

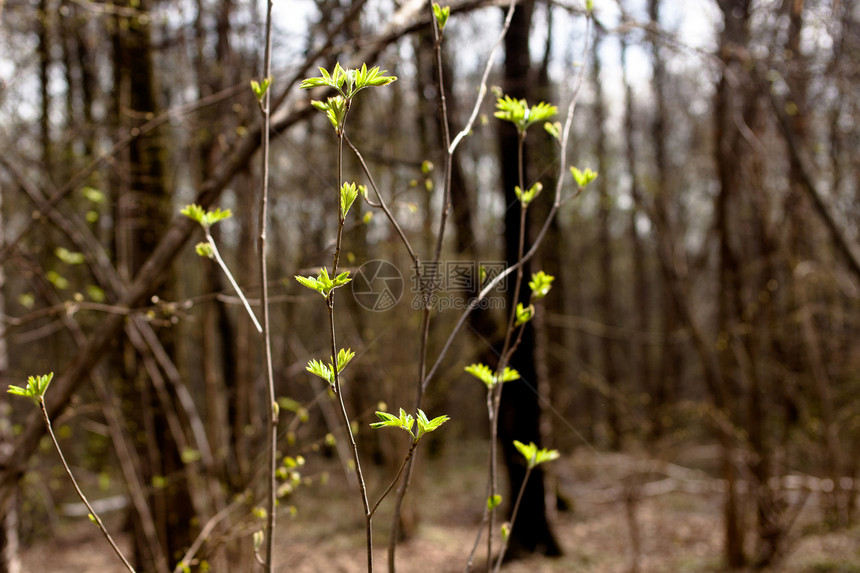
[203,227,262,333]
[370,441,418,519]
[388,3,520,570]
[492,466,533,573]
[257,0,277,569]
[39,398,137,573]
[331,120,373,573]
[344,135,419,266]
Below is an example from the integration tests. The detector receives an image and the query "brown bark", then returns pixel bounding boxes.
[713,0,754,567]
[647,0,680,435]
[111,1,198,567]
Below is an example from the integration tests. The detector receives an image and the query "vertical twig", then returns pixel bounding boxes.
[492,467,533,573]
[257,0,277,569]
[330,106,373,572]
[389,3,519,571]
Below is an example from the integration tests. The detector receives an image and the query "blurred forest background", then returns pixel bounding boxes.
[0,0,859,571]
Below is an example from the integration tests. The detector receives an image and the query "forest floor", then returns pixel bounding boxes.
[19,441,860,572]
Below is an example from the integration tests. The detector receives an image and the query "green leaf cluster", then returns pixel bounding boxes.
[306,348,355,386]
[181,204,232,228]
[494,95,557,134]
[302,63,396,133]
[515,302,534,326]
[250,77,271,101]
[370,408,450,443]
[432,2,450,29]
[513,440,560,469]
[301,63,397,99]
[514,182,542,206]
[311,96,349,134]
[194,242,214,258]
[464,363,520,388]
[544,121,562,141]
[8,372,54,405]
[295,267,352,297]
[528,271,554,299]
[570,166,598,188]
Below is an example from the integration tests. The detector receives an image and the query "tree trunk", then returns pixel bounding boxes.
[497,0,561,558]
[647,0,680,436]
[714,0,754,566]
[112,2,196,568]
[0,173,21,573]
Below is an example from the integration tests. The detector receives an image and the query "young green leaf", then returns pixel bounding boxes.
[495,95,558,134]
[302,63,396,100]
[295,268,352,297]
[335,348,356,372]
[352,63,397,94]
[370,408,416,440]
[465,363,520,388]
[514,182,543,206]
[306,358,333,385]
[544,121,562,141]
[306,348,355,386]
[295,274,324,295]
[515,302,534,326]
[498,367,521,383]
[250,77,271,101]
[464,363,495,387]
[415,409,450,440]
[570,166,598,188]
[487,494,502,510]
[312,96,349,134]
[181,204,232,228]
[432,2,450,29]
[528,271,554,299]
[340,182,360,219]
[194,242,214,258]
[7,372,54,405]
[513,440,560,469]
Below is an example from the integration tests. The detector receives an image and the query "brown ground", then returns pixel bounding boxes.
[19,444,860,572]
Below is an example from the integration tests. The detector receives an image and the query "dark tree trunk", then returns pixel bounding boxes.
[0,187,20,573]
[647,0,680,436]
[112,2,197,568]
[497,0,561,558]
[714,0,754,567]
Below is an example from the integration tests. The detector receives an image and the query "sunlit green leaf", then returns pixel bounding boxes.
[432,2,450,29]
[515,302,534,326]
[528,271,554,299]
[513,440,560,469]
[570,166,598,188]
[495,95,557,133]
